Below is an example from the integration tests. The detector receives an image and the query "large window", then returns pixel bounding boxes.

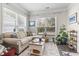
[2,8,17,33]
[2,7,27,33]
[17,14,26,31]
[37,17,55,35]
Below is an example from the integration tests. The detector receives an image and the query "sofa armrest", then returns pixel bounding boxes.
[3,38,22,45]
[17,40,22,46]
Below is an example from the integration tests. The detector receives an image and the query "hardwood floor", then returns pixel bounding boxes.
[43,42,60,56]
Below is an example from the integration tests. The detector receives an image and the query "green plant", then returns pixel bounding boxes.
[56,25,68,45]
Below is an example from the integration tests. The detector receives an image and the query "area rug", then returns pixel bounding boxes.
[57,45,77,56]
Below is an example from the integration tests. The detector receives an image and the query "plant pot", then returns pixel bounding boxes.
[62,38,67,45]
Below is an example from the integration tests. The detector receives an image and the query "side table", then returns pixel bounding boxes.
[29,42,45,56]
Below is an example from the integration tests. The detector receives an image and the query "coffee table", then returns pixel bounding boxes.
[29,42,45,56]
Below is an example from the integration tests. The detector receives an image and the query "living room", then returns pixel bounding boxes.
[0,3,79,56]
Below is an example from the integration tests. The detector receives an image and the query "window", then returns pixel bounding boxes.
[37,17,55,35]
[2,7,27,33]
[2,8,17,33]
[17,14,26,31]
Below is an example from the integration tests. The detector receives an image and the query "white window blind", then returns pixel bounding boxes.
[2,8,16,33]
[17,15,26,27]
[17,14,26,31]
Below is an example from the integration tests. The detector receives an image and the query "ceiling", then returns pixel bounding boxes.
[19,3,70,12]
[8,3,70,16]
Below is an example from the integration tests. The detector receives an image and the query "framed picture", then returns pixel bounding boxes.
[69,13,77,24]
[29,21,35,27]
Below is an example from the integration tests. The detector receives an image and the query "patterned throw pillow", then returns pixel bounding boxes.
[16,31,26,39]
[11,33,17,38]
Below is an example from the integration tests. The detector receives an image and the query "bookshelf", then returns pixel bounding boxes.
[68,30,77,51]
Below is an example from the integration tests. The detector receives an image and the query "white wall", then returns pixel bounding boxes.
[0,4,2,34]
[29,11,68,35]
[67,3,79,53]
[56,12,68,34]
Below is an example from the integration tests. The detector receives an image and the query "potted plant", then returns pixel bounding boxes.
[56,25,68,45]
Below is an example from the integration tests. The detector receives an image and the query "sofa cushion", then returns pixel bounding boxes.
[25,36,33,41]
[11,33,17,38]
[3,32,13,38]
[16,31,26,39]
[20,38,29,44]
[3,38,19,45]
[19,36,33,44]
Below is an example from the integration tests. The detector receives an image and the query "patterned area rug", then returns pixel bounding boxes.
[57,45,78,56]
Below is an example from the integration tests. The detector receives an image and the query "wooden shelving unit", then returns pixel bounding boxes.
[68,30,77,51]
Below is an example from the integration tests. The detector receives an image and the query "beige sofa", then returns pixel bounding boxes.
[2,32,34,54]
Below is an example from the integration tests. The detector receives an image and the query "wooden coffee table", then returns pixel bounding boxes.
[29,42,45,56]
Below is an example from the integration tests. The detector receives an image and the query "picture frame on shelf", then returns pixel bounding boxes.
[69,13,77,24]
